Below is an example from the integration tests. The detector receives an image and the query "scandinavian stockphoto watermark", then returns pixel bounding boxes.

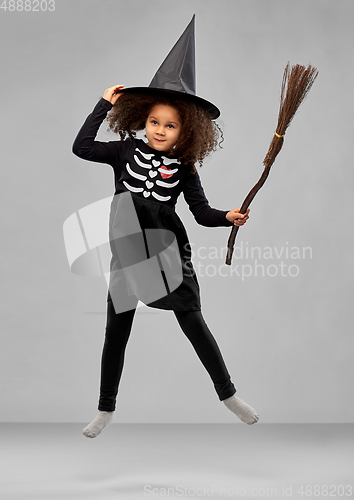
[185,241,313,280]
[63,192,313,314]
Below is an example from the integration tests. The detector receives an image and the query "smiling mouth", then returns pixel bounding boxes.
[154,138,165,142]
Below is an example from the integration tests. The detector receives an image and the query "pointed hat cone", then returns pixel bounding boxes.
[149,14,196,95]
[120,15,220,119]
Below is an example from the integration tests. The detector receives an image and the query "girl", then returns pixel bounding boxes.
[72,84,259,438]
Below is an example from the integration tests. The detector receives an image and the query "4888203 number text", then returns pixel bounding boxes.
[1,0,55,11]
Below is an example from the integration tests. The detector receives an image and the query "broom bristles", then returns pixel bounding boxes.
[264,63,318,168]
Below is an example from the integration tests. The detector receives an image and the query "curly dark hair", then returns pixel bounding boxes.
[105,92,224,173]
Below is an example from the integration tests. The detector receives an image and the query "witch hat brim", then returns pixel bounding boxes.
[119,15,220,119]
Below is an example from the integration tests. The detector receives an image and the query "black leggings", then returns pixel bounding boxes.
[98,301,236,411]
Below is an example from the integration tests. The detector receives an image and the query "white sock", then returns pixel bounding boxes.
[223,395,259,425]
[82,411,113,438]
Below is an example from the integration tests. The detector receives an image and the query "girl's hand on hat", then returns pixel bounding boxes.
[103,85,125,105]
[226,208,250,226]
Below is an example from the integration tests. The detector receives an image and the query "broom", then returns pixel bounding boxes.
[225,63,318,266]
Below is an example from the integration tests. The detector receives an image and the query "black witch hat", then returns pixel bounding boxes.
[120,15,220,119]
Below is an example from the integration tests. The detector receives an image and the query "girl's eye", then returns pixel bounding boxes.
[167,124,175,129]
[151,120,158,125]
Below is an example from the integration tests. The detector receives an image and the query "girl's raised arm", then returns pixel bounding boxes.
[72,85,124,165]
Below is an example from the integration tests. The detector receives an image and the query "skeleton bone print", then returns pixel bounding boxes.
[122,148,181,202]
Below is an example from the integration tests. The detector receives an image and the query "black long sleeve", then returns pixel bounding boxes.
[72,98,117,165]
[182,170,234,227]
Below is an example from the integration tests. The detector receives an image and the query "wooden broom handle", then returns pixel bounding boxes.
[225,164,272,265]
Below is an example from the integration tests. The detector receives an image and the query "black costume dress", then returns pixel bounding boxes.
[72,98,234,312]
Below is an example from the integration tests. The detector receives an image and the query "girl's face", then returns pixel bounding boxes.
[145,104,182,152]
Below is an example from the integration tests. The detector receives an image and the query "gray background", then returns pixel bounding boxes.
[1,0,353,424]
